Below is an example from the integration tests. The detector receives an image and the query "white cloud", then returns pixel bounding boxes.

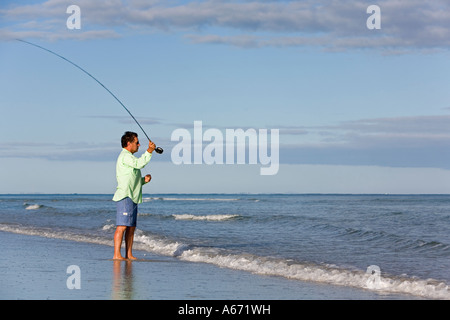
[278,115,450,169]
[1,0,449,52]
[286,115,450,142]
[320,115,450,146]
[3,114,449,170]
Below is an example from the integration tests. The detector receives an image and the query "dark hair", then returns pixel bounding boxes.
[121,131,138,148]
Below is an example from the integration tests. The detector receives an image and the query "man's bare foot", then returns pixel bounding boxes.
[126,255,138,260]
[113,255,126,260]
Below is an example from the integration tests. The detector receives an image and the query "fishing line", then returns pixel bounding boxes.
[16,39,163,154]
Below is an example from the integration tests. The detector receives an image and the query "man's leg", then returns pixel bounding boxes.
[113,226,127,260]
[125,226,137,260]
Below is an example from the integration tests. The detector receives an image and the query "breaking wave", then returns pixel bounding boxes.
[172,214,240,221]
[1,223,448,300]
[25,204,43,210]
[143,197,241,202]
[142,196,260,203]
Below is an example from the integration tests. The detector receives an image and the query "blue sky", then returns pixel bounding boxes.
[1,0,450,194]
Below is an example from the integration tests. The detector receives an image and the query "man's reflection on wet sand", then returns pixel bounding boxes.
[112,260,135,300]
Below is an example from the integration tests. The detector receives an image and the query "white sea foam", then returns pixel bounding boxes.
[25,204,42,210]
[102,224,115,231]
[132,229,186,256]
[143,197,239,202]
[1,223,449,300]
[131,230,450,300]
[178,248,450,300]
[0,224,111,247]
[172,214,239,221]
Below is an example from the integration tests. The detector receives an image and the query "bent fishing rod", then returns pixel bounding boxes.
[16,39,163,154]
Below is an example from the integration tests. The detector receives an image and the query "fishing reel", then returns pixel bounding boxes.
[155,147,164,154]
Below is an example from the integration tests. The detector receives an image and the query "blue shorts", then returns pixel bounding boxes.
[116,197,138,227]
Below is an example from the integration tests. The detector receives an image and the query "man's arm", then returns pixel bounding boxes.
[122,151,151,169]
[122,141,156,169]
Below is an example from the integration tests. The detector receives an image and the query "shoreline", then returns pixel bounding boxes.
[1,231,421,300]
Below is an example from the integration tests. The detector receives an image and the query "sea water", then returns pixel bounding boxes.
[0,193,449,299]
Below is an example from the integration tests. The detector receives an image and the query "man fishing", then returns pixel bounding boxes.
[16,40,163,259]
[113,131,156,260]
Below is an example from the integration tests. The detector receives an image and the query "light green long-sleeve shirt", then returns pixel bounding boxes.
[112,148,152,204]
